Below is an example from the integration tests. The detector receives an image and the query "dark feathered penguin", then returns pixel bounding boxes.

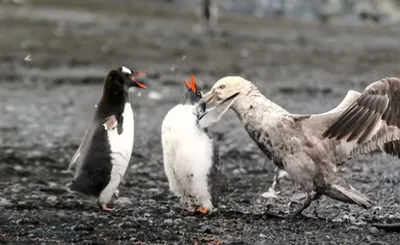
[67,66,146,211]
[161,75,239,213]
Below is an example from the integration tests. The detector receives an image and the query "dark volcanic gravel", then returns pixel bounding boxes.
[1,0,400,244]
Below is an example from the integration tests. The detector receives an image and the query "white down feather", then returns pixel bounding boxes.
[161,104,214,211]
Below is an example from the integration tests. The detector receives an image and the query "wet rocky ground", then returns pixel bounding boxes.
[1,0,400,244]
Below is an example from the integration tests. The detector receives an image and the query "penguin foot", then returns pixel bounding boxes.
[101,204,113,211]
[98,202,113,211]
[196,207,209,214]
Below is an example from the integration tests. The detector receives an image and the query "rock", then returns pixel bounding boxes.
[163,219,173,225]
[369,227,379,234]
[56,211,66,218]
[147,188,160,194]
[47,195,57,202]
[0,198,12,207]
[11,184,24,193]
[202,225,216,234]
[173,218,183,225]
[114,197,132,206]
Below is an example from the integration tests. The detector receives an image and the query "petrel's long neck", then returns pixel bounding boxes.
[231,82,288,123]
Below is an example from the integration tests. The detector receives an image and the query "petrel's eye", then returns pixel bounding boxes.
[219,85,225,89]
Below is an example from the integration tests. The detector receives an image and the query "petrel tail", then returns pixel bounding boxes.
[327,183,375,208]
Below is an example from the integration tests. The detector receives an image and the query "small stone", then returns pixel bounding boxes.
[57,211,66,218]
[148,188,160,194]
[163,219,173,225]
[369,227,379,234]
[47,195,57,202]
[347,225,359,231]
[13,165,23,171]
[11,184,24,193]
[48,182,58,187]
[173,218,183,224]
[332,218,343,223]
[202,225,216,234]
[259,233,266,238]
[115,197,132,206]
[28,234,35,238]
[232,169,241,175]
[0,198,12,207]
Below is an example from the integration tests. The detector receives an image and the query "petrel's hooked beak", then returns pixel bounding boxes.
[197,91,240,129]
[201,89,219,106]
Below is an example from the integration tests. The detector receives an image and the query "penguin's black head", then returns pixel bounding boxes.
[103,66,147,101]
[184,75,203,105]
[104,66,146,95]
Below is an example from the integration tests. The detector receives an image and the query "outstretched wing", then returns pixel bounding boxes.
[294,77,400,163]
[323,77,400,144]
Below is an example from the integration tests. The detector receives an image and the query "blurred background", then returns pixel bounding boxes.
[1,0,400,147]
[1,0,400,244]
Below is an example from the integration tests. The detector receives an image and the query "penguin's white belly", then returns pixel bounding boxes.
[108,102,135,175]
[98,103,134,206]
[161,104,214,209]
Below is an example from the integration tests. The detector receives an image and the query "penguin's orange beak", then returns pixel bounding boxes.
[131,72,147,89]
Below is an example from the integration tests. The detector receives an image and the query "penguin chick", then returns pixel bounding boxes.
[67,66,147,211]
[161,75,239,214]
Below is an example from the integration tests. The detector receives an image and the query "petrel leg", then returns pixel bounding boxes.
[262,167,289,198]
[286,192,321,221]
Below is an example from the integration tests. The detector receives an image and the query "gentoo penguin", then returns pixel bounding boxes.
[67,66,146,211]
[161,75,239,214]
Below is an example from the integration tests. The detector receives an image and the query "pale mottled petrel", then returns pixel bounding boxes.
[67,66,147,211]
[161,75,239,214]
[201,76,400,219]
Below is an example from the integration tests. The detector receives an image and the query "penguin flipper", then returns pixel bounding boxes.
[68,141,84,172]
[197,92,239,129]
[103,115,118,131]
[68,117,97,172]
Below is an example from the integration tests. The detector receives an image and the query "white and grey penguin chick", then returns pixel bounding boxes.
[161,75,239,214]
[66,66,147,211]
